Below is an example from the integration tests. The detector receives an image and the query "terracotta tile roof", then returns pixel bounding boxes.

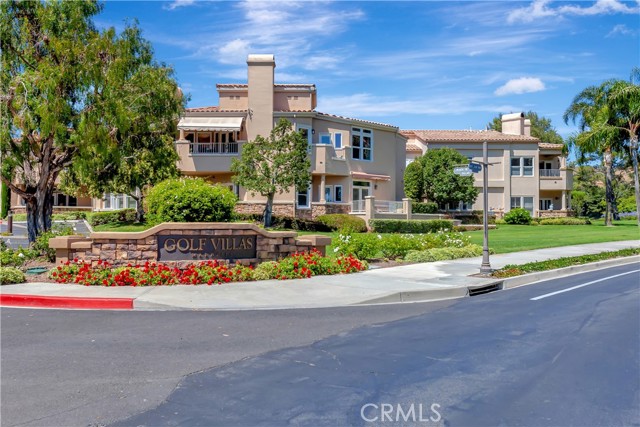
[217,83,316,90]
[314,111,398,129]
[401,129,540,142]
[406,143,423,152]
[184,106,247,113]
[538,142,565,150]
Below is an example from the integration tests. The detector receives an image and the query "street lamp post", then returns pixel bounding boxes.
[480,140,492,274]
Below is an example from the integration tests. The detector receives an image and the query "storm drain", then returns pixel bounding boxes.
[468,282,502,296]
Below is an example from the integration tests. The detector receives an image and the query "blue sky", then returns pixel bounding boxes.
[98,0,639,138]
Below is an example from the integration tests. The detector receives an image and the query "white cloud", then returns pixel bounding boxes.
[507,0,640,24]
[163,0,196,11]
[606,24,638,38]
[494,77,546,96]
[218,39,252,65]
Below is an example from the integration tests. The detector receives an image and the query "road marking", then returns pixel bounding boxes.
[530,269,640,301]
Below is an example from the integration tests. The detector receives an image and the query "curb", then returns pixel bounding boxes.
[499,255,640,289]
[0,294,134,310]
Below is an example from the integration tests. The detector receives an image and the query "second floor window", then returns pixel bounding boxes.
[511,157,534,176]
[351,127,373,161]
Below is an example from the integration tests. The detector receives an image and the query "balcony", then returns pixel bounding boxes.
[539,168,573,190]
[312,144,350,176]
[175,141,244,173]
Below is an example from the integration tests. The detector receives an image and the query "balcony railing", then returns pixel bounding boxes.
[352,200,366,213]
[375,200,404,213]
[189,142,239,155]
[539,169,561,177]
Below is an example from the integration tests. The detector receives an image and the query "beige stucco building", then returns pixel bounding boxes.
[402,113,573,218]
[173,54,407,218]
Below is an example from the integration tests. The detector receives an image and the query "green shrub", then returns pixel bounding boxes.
[412,201,438,214]
[369,219,454,233]
[404,160,424,200]
[0,267,26,285]
[404,244,483,262]
[617,195,637,213]
[53,211,88,220]
[538,217,591,225]
[1,184,9,219]
[0,247,39,267]
[315,214,367,232]
[252,261,280,280]
[32,224,76,262]
[88,209,136,226]
[146,178,236,223]
[333,232,380,260]
[504,208,532,225]
[378,234,422,259]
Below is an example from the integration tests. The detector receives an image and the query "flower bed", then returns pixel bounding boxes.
[49,249,367,286]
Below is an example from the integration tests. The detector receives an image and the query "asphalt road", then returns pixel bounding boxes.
[1,263,639,427]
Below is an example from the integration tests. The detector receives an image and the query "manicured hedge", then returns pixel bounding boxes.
[234,213,332,231]
[88,209,136,226]
[404,244,483,262]
[537,217,591,225]
[504,208,532,225]
[368,219,454,233]
[146,178,236,223]
[315,214,367,232]
[412,201,438,214]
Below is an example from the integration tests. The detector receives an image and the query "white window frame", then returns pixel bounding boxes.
[540,198,553,211]
[296,186,311,209]
[334,132,343,149]
[318,132,332,145]
[324,185,333,202]
[511,157,534,177]
[511,196,534,214]
[334,185,343,202]
[297,125,313,147]
[102,192,138,211]
[351,127,373,161]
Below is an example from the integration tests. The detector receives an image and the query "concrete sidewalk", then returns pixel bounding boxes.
[1,240,638,310]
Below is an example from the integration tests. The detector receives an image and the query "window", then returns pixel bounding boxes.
[511,157,534,176]
[103,193,138,210]
[297,125,312,146]
[511,196,534,214]
[540,199,553,210]
[319,133,332,145]
[334,185,343,202]
[324,186,333,202]
[351,127,373,161]
[52,193,77,207]
[297,187,310,209]
[334,133,342,149]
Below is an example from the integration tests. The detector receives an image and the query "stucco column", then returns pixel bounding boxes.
[179,129,185,140]
[561,190,567,210]
[560,155,566,168]
[320,175,326,203]
[403,198,412,220]
[364,195,375,229]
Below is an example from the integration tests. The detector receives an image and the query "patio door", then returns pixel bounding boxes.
[352,181,370,212]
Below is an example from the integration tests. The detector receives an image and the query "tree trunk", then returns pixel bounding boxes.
[629,136,640,226]
[131,194,145,223]
[26,187,54,243]
[603,148,615,227]
[263,194,274,228]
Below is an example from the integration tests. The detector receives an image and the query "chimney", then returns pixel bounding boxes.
[501,112,525,136]
[247,54,275,141]
[523,118,531,137]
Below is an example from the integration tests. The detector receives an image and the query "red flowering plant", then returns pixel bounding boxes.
[49,249,367,286]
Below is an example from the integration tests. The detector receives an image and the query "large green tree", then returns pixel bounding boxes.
[488,111,564,145]
[0,1,184,240]
[403,158,424,200]
[231,118,311,227]
[420,148,479,208]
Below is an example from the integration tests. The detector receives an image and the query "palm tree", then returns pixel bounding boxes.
[608,68,640,226]
[564,82,624,226]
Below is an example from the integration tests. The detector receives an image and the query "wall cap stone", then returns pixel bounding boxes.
[89,222,298,240]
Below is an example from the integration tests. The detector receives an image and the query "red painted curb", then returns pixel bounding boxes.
[0,294,134,310]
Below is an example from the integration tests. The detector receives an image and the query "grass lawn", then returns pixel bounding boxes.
[92,220,638,255]
[92,222,153,232]
[467,221,639,254]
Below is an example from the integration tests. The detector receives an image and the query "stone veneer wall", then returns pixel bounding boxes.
[50,223,331,268]
[538,210,574,218]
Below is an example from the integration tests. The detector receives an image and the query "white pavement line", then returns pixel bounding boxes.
[530,269,640,301]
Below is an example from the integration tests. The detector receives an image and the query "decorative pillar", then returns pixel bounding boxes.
[561,190,567,210]
[179,129,185,140]
[320,175,326,203]
[403,198,412,220]
[364,195,375,229]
